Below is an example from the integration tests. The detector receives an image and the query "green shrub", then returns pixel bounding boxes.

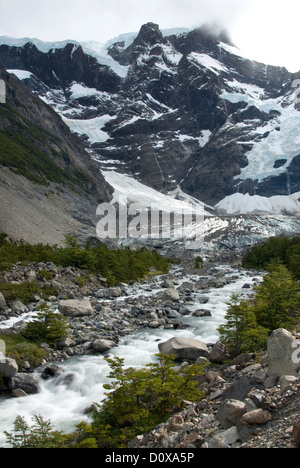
[242,236,300,280]
[254,263,300,331]
[22,307,69,347]
[87,353,205,448]
[0,282,58,305]
[4,415,73,449]
[218,294,269,355]
[0,233,170,285]
[5,354,206,449]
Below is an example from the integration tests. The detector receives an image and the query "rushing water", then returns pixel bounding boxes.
[0,265,261,446]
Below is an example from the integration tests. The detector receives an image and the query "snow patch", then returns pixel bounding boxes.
[62,115,113,143]
[187,52,229,75]
[215,192,300,216]
[7,69,32,80]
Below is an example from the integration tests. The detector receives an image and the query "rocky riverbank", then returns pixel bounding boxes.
[129,328,300,449]
[1,258,300,448]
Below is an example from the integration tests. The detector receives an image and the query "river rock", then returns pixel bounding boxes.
[97,287,122,298]
[58,299,94,317]
[158,337,209,361]
[162,288,180,303]
[267,328,300,378]
[161,279,174,288]
[8,373,40,394]
[92,339,115,353]
[0,357,18,378]
[11,300,28,314]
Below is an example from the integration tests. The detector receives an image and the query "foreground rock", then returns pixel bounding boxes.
[158,337,209,361]
[131,329,300,449]
[267,328,300,379]
[0,357,18,378]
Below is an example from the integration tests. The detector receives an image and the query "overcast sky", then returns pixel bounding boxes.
[1,0,300,72]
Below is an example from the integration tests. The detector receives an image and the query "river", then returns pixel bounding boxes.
[0,264,262,446]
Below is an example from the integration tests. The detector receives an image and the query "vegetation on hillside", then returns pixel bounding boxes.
[0,233,170,286]
[242,236,300,280]
[0,103,93,192]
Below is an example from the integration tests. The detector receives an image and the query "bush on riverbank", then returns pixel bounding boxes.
[0,233,170,285]
[219,247,300,355]
[5,354,205,448]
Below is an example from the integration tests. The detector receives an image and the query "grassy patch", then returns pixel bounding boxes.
[0,333,47,368]
[0,282,58,305]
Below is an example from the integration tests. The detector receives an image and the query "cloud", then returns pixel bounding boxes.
[0,0,252,42]
[0,0,299,71]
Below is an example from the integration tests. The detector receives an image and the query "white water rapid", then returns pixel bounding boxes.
[0,265,262,446]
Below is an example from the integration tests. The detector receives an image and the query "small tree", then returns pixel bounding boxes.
[4,415,72,448]
[255,263,300,331]
[23,306,69,347]
[90,353,205,447]
[218,294,269,355]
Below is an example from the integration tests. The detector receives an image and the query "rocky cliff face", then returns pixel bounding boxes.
[0,66,112,244]
[0,22,299,219]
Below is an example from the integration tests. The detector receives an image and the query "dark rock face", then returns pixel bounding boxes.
[0,23,299,207]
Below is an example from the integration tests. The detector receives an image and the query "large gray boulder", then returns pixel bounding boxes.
[162,288,180,303]
[267,328,300,378]
[8,373,40,394]
[158,337,209,361]
[92,339,115,353]
[58,299,94,317]
[218,399,246,429]
[0,357,18,378]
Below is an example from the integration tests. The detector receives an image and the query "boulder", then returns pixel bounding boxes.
[209,341,230,364]
[158,337,209,361]
[161,279,174,288]
[267,328,300,378]
[8,373,40,394]
[208,426,240,448]
[293,422,300,447]
[241,409,272,425]
[58,299,94,317]
[0,357,18,378]
[218,399,246,429]
[11,300,28,314]
[41,364,64,380]
[162,288,180,303]
[279,375,298,389]
[92,339,115,353]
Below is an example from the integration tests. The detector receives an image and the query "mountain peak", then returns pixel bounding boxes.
[134,22,163,46]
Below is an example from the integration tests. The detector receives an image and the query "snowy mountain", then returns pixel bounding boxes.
[0,23,299,248]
